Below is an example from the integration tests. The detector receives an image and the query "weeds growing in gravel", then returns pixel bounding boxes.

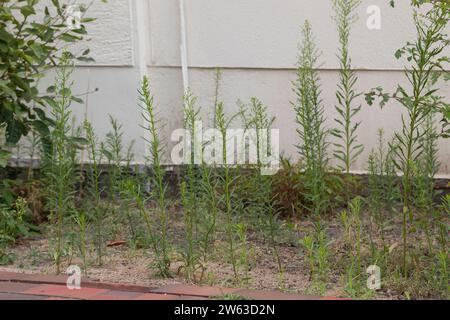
[366,5,450,277]
[180,90,202,281]
[215,101,245,282]
[83,120,104,265]
[0,0,449,302]
[103,115,126,235]
[74,210,88,275]
[42,53,78,274]
[301,223,331,295]
[243,97,284,287]
[139,76,172,277]
[197,145,218,282]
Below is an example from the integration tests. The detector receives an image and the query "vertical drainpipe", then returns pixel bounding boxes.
[136,0,148,81]
[135,0,150,164]
[179,0,189,96]
[179,0,190,166]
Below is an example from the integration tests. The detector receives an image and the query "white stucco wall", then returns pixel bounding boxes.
[147,0,450,70]
[36,0,450,175]
[37,0,146,161]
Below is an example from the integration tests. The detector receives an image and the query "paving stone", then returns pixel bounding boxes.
[321,296,350,300]
[81,281,149,293]
[234,289,322,300]
[0,292,46,300]
[0,281,39,294]
[92,290,143,300]
[0,271,68,285]
[0,271,147,293]
[23,284,108,299]
[1,271,331,301]
[133,293,183,300]
[150,284,240,297]
[0,271,16,281]
[176,295,209,300]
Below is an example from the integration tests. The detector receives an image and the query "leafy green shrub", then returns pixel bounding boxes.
[0,197,31,264]
[271,157,304,217]
[0,0,101,160]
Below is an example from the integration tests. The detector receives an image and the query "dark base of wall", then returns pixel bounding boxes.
[1,163,449,197]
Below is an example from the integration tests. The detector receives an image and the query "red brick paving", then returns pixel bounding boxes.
[150,284,240,297]
[44,297,75,300]
[0,272,73,285]
[0,271,146,292]
[0,281,39,294]
[233,289,321,300]
[0,271,344,300]
[92,290,143,300]
[133,293,186,300]
[320,296,351,300]
[176,295,209,300]
[0,292,46,300]
[23,284,109,299]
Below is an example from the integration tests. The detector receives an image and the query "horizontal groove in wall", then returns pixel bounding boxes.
[72,64,135,68]
[146,65,449,73]
[67,65,450,73]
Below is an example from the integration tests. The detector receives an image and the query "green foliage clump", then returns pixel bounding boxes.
[0,0,101,160]
[0,197,31,265]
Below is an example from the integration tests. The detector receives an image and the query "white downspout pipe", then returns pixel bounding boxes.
[179,0,189,95]
[135,0,152,163]
[136,0,148,80]
[179,0,193,165]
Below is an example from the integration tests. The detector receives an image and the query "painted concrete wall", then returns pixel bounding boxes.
[36,0,450,175]
[36,0,146,162]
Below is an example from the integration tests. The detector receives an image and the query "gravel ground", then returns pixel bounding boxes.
[0,207,447,300]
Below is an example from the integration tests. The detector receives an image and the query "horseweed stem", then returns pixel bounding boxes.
[139,76,172,277]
